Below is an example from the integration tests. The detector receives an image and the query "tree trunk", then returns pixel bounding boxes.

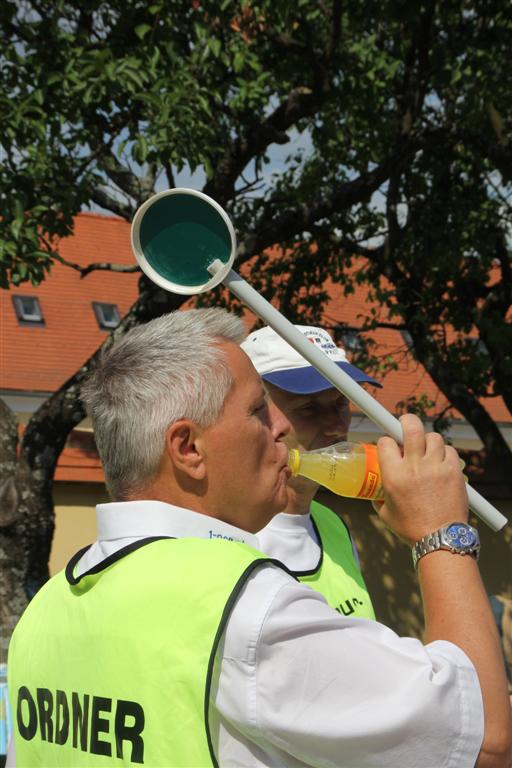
[0,399,38,659]
[406,327,512,494]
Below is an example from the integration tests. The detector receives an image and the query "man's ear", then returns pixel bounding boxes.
[164,420,206,480]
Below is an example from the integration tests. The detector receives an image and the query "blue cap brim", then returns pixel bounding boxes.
[261,361,381,394]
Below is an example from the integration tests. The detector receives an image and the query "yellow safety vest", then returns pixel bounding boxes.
[298,501,375,619]
[8,537,274,767]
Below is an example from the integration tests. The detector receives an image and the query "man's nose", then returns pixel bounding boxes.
[268,401,291,440]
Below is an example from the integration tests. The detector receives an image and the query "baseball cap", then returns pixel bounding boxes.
[241,325,381,394]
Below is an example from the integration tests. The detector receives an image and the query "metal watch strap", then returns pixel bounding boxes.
[412,526,479,570]
[412,530,443,570]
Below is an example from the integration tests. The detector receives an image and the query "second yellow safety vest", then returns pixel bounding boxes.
[298,501,375,619]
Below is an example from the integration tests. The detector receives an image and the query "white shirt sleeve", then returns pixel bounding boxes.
[212,564,483,767]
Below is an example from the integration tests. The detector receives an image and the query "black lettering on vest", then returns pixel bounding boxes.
[115,699,145,764]
[36,688,54,742]
[55,689,70,745]
[336,599,355,616]
[17,686,37,741]
[72,692,89,751]
[90,696,112,757]
[16,686,144,761]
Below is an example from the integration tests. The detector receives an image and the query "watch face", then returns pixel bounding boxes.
[446,523,476,548]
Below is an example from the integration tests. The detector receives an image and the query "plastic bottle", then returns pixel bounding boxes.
[288,441,384,501]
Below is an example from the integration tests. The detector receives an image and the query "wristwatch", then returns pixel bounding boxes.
[412,522,480,569]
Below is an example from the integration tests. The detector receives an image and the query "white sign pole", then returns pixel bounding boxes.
[211,262,508,532]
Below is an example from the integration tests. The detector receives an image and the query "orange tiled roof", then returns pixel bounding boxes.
[0,213,139,393]
[1,212,509,482]
[1,212,507,422]
[54,430,105,483]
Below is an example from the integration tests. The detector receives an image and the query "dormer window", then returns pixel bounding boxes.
[12,296,44,325]
[93,302,120,330]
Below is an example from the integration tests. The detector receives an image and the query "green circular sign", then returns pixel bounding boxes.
[136,192,234,290]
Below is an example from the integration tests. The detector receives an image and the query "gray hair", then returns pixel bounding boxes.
[81,308,247,500]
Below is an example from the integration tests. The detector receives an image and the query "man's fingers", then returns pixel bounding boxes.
[445,444,464,471]
[377,434,402,476]
[424,430,446,460]
[399,413,426,458]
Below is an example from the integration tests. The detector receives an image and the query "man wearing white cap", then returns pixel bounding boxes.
[242,325,381,619]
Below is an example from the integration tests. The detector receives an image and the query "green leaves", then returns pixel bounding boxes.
[134,23,152,40]
[1,0,511,447]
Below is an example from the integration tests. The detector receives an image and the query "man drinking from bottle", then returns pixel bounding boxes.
[242,325,380,618]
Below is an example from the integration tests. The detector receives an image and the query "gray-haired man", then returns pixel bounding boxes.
[7,309,511,767]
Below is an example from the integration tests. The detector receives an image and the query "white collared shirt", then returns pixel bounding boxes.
[7,500,484,768]
[257,507,361,571]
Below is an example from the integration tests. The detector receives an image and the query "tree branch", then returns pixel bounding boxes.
[460,130,512,182]
[386,169,402,251]
[203,8,341,208]
[51,251,140,278]
[326,0,343,62]
[89,186,135,220]
[475,235,512,415]
[96,150,155,207]
[0,399,18,474]
[235,140,414,262]
[163,160,176,189]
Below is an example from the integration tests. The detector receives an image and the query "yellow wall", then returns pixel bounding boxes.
[50,482,109,575]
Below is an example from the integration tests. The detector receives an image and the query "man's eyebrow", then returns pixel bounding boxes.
[291,395,313,405]
[251,387,267,405]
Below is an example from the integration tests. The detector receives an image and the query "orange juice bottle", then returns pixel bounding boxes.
[288,442,384,501]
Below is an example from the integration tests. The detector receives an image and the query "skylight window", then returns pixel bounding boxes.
[12,296,44,325]
[93,302,121,330]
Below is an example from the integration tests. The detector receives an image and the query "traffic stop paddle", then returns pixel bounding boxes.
[131,187,508,532]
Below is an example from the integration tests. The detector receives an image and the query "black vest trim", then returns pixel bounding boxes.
[204,557,292,768]
[65,536,174,585]
[292,507,354,578]
[289,514,324,577]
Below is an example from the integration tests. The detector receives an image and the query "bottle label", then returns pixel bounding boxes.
[356,444,383,499]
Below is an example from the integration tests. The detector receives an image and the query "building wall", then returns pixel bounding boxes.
[50,482,109,575]
[50,481,512,638]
